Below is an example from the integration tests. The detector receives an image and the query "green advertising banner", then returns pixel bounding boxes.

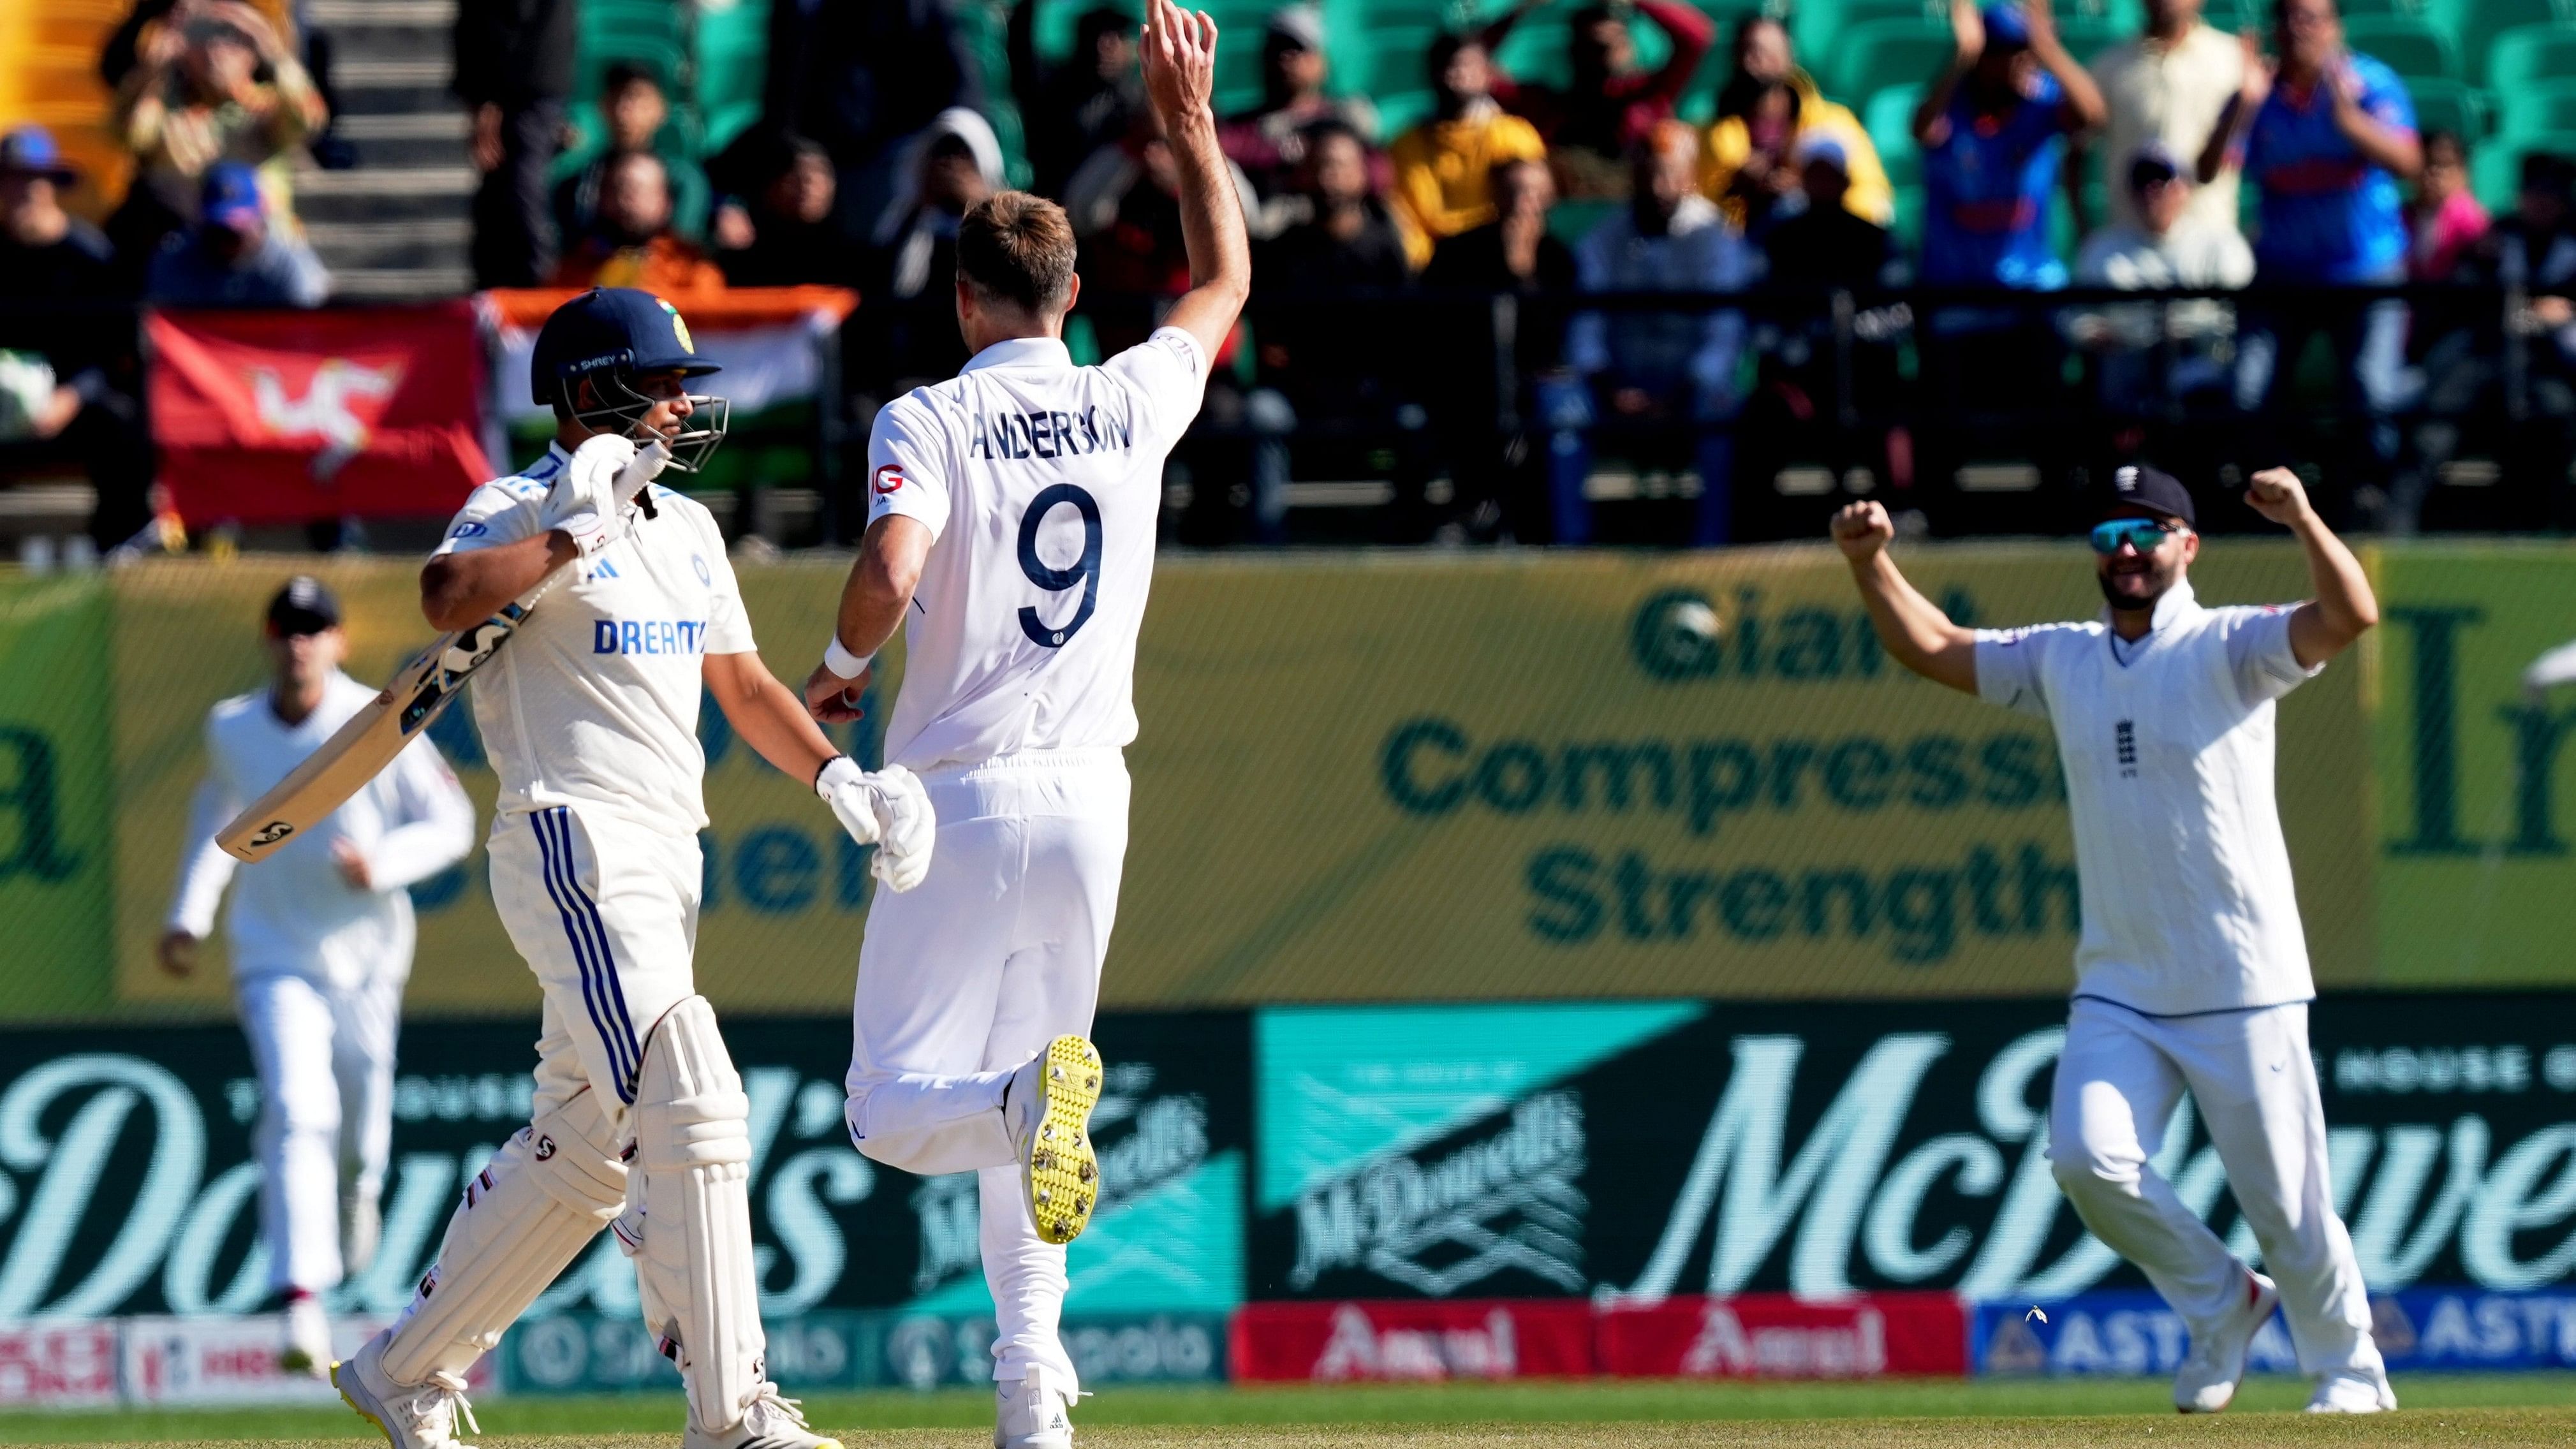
[0,574,115,1020]
[10,539,2573,1022]
[2371,545,2576,986]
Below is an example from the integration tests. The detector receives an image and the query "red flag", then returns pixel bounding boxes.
[149,302,490,526]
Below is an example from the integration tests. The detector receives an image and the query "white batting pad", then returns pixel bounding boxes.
[382,1089,626,1385]
[630,995,764,1434]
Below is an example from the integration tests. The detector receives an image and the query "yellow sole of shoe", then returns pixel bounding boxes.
[331,1362,395,1447]
[1026,1034,1103,1246]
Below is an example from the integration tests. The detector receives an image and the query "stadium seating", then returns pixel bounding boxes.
[2344,15,2464,80]
[2477,126,2576,205]
[2436,0,2572,82]
[695,0,767,154]
[2408,77,2492,139]
[1829,20,1957,110]
[2497,78,2576,136]
[2484,22,2576,94]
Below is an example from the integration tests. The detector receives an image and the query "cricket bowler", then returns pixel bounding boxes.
[332,286,935,1449]
[164,575,476,1376]
[799,4,1248,1443]
[1832,463,2391,1413]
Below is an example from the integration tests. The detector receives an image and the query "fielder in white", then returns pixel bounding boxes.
[333,287,933,1449]
[1836,462,2388,1413]
[164,575,476,1377]
[799,7,1246,1444]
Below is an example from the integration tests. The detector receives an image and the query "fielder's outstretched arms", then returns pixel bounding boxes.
[1830,466,2392,1415]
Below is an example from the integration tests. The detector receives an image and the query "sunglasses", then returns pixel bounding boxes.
[2089,518,2184,554]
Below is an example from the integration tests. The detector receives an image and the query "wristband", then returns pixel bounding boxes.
[821,634,872,681]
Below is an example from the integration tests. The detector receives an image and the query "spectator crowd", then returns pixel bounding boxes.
[4,0,2575,547]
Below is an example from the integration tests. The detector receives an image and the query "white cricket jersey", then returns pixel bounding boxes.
[866,328,1209,771]
[167,671,476,987]
[432,445,756,835]
[1973,580,2324,1016]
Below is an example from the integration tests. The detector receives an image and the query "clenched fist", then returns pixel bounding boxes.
[1831,500,1895,561]
[2245,467,2315,527]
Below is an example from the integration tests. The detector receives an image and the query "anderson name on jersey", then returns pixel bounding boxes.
[867,327,1208,772]
[432,444,755,835]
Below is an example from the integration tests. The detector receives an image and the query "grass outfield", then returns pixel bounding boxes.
[9,1376,2576,1446]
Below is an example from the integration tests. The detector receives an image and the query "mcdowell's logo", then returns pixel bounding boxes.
[1291,1091,1586,1296]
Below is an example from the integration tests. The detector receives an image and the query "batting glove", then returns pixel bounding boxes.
[817,757,935,892]
[543,437,668,556]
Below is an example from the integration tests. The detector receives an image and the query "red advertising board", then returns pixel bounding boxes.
[148,302,490,526]
[1596,1293,1968,1379]
[0,1323,119,1408]
[1231,1300,1596,1382]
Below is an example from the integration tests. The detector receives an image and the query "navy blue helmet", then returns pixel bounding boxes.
[530,288,730,473]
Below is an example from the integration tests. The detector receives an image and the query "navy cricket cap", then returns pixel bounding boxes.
[266,576,341,635]
[529,287,719,407]
[2104,463,2196,527]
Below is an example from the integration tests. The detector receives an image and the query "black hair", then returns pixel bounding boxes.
[1074,6,1131,48]
[601,61,660,98]
[1716,15,1791,121]
[1427,32,1481,89]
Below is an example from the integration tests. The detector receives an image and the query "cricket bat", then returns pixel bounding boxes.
[216,566,571,862]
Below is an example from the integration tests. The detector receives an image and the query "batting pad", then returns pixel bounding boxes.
[382,1089,626,1385]
[631,995,763,1434]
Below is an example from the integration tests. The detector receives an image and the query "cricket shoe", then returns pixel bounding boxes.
[684,1381,843,1448]
[1006,1036,1103,1246]
[2174,1269,2278,1413]
[994,1367,1079,1449]
[280,1291,331,1377]
[334,1329,480,1448]
[2306,1367,2398,1413]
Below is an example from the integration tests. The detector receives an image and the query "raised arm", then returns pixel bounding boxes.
[2199,33,2269,184]
[2244,467,2377,667]
[1831,501,1980,694]
[420,531,575,631]
[1915,0,1982,147]
[1140,0,1251,358]
[2025,0,2106,131]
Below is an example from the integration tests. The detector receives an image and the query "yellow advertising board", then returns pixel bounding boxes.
[96,543,2374,1019]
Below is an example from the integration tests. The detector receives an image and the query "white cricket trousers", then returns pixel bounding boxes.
[488,804,703,1131]
[235,967,404,1296]
[2049,996,2381,1379]
[843,749,1130,1390]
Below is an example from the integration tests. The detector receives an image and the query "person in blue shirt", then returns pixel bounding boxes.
[1911,0,2105,530]
[2201,0,2421,500]
[1915,0,2106,290]
[147,162,331,309]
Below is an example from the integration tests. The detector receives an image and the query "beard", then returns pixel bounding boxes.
[2097,566,2172,612]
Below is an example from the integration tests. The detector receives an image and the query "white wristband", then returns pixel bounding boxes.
[821,634,872,681]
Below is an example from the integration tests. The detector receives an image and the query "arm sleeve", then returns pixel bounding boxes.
[1635,0,1718,105]
[366,738,478,893]
[700,508,758,654]
[2361,64,2415,135]
[1101,326,1212,452]
[167,746,239,938]
[865,395,955,540]
[429,481,545,559]
[1973,626,2059,719]
[2220,604,2323,706]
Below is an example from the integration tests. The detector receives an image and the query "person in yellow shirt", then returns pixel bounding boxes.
[1699,16,1892,230]
[1387,33,1548,268]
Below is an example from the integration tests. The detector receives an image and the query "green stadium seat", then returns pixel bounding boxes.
[1351,24,1443,109]
[2498,78,2576,136]
[1830,19,1956,106]
[1794,0,1937,55]
[694,1,767,117]
[1862,82,1925,159]
[2473,127,2576,207]
[2056,18,2127,64]
[2406,76,2491,139]
[2485,23,2576,94]
[2429,0,2570,82]
[2343,15,2463,78]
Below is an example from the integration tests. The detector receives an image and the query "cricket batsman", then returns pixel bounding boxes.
[799,4,1247,1443]
[333,286,934,1449]
[1833,464,2392,1413]
[164,575,476,1376]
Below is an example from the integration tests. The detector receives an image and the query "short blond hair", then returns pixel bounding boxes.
[957,191,1078,313]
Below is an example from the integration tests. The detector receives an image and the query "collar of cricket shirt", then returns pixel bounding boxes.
[962,336,1073,373]
[2104,577,2202,664]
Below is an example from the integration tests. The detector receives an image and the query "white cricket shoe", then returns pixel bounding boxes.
[2174,1269,2278,1413]
[994,1367,1078,1449]
[1005,1036,1104,1246]
[280,1293,332,1377]
[683,1381,844,1448]
[2306,1367,2397,1413]
[334,1328,480,1448]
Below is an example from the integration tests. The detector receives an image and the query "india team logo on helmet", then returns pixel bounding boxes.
[656,297,695,354]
